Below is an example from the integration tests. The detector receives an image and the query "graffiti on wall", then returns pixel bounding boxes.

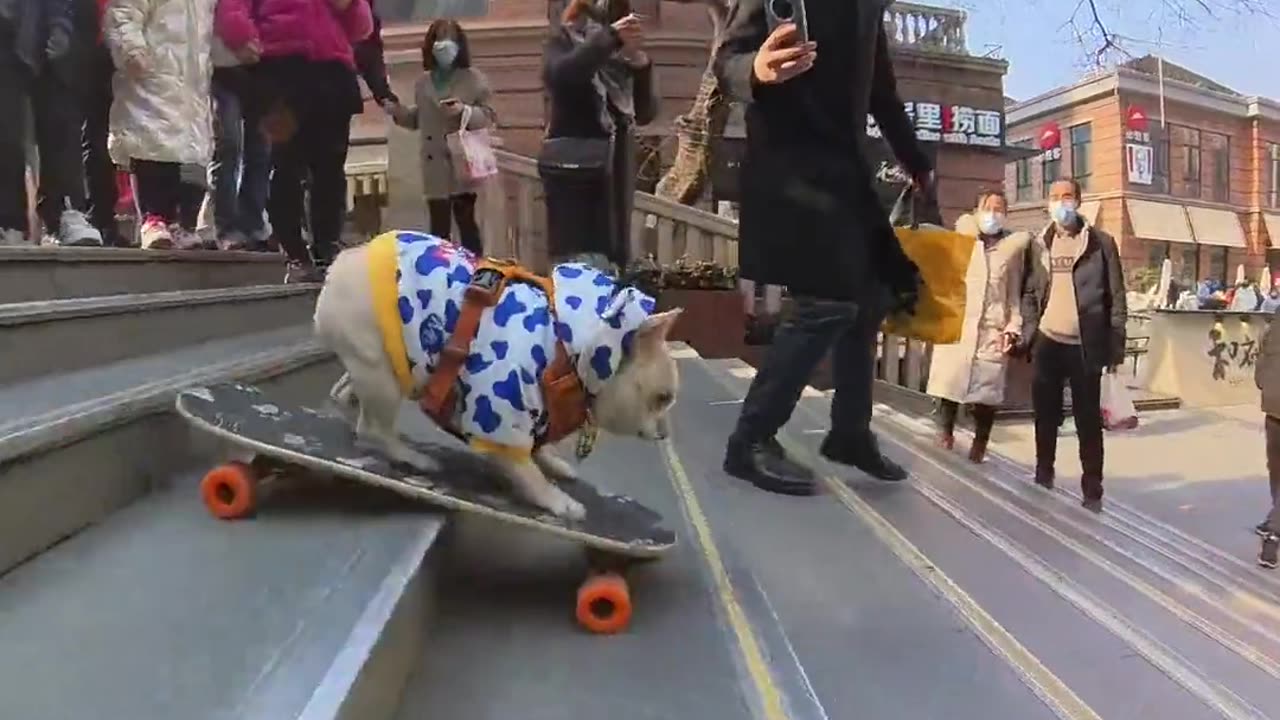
[1206,318,1259,385]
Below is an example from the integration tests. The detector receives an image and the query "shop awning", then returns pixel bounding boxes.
[1079,200,1101,225]
[1186,205,1247,248]
[1125,199,1194,244]
[1264,213,1280,248]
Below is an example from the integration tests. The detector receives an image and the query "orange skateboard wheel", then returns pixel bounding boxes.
[200,461,258,520]
[576,571,632,634]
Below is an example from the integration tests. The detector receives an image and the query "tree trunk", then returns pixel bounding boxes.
[654,3,729,206]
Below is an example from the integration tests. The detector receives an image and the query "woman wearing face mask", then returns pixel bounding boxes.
[1019,177,1127,512]
[386,19,494,253]
[541,0,658,270]
[926,190,1030,463]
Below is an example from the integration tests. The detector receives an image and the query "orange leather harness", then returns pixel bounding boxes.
[417,259,589,447]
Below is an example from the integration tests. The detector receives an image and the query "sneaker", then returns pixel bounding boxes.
[284,260,326,284]
[56,206,103,247]
[1255,521,1273,538]
[217,231,249,251]
[170,225,206,250]
[0,228,26,245]
[139,215,173,249]
[1260,534,1278,569]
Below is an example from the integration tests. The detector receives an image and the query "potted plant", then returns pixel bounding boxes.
[625,255,744,359]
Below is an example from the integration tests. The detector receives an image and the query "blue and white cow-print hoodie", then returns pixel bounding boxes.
[371,231,657,453]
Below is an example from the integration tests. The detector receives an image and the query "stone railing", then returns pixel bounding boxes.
[485,148,934,397]
[885,2,968,55]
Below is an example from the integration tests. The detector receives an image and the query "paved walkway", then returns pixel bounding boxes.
[991,403,1273,563]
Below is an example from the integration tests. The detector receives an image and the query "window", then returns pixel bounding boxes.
[1171,125,1201,199]
[1069,123,1092,191]
[1149,129,1171,195]
[1015,158,1032,202]
[1042,153,1061,197]
[1204,131,1229,202]
[1269,143,1279,208]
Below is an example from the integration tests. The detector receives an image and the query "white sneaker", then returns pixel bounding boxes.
[0,228,28,246]
[140,215,173,249]
[171,225,205,250]
[57,207,103,247]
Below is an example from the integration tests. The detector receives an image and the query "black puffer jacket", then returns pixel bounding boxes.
[1019,222,1128,371]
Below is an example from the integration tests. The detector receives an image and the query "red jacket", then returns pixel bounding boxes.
[96,0,109,43]
[216,0,372,69]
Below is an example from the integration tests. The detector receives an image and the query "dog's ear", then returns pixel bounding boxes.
[634,309,683,350]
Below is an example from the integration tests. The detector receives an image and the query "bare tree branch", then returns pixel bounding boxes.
[1066,0,1275,67]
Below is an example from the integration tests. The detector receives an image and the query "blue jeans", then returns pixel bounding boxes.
[210,69,269,237]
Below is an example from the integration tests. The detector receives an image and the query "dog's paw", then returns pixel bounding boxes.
[545,488,586,522]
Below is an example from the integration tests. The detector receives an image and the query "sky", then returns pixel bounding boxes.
[952,0,1280,101]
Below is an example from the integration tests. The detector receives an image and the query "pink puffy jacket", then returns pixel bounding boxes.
[215,0,373,69]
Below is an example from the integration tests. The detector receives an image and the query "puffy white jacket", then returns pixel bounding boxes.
[105,0,216,166]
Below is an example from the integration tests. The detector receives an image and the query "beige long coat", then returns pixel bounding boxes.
[926,214,1031,405]
[391,68,497,200]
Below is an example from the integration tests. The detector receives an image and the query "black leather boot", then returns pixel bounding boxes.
[723,436,817,496]
[819,432,907,482]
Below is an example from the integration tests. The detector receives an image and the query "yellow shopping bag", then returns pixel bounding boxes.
[881,188,974,344]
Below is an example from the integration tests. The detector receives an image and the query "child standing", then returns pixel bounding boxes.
[104,0,216,249]
[386,19,495,254]
[1255,306,1280,569]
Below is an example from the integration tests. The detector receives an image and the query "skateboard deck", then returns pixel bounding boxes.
[176,382,676,633]
[176,381,675,554]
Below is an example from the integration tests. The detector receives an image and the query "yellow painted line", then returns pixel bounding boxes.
[813,468,1103,720]
[659,438,791,720]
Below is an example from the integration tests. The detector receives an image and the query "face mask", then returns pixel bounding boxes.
[432,40,459,68]
[978,211,1004,236]
[1050,199,1077,226]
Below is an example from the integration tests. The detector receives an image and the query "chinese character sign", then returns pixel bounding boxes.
[865,101,1004,148]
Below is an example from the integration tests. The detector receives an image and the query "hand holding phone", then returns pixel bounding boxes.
[751,22,817,85]
[611,12,645,52]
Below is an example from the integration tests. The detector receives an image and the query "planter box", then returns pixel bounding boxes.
[658,288,745,359]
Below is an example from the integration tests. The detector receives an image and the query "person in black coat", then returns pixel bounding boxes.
[714,0,933,495]
[356,0,398,107]
[541,0,657,269]
[0,0,102,245]
[1018,177,1127,512]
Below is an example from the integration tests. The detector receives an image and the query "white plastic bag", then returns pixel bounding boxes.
[1100,374,1139,430]
[447,106,498,189]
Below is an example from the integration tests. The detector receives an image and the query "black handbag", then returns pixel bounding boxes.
[536,137,613,177]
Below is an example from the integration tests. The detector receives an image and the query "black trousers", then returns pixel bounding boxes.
[731,296,882,446]
[0,57,87,234]
[132,160,204,230]
[82,45,118,237]
[270,106,352,266]
[427,193,480,254]
[937,399,996,441]
[1031,334,1104,498]
[1265,416,1280,532]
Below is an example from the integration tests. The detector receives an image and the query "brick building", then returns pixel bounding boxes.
[1003,56,1280,287]
[357,2,1022,231]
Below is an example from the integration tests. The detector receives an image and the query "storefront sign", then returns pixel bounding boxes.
[866,101,1004,147]
[1127,143,1154,184]
[1125,104,1153,184]
[1038,121,1062,161]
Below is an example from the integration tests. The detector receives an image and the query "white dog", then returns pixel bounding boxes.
[313,231,681,521]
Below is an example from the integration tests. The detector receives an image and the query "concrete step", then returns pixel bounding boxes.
[0,325,335,575]
[0,285,319,387]
[0,246,287,303]
[0,469,443,720]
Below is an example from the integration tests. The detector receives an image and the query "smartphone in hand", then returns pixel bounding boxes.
[765,0,809,43]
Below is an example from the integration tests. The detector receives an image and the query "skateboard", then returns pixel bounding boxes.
[175,382,676,634]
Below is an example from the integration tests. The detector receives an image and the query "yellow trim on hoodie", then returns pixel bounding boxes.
[366,232,416,395]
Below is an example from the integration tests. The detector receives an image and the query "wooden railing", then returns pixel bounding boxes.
[483,149,738,270]
[487,149,934,398]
